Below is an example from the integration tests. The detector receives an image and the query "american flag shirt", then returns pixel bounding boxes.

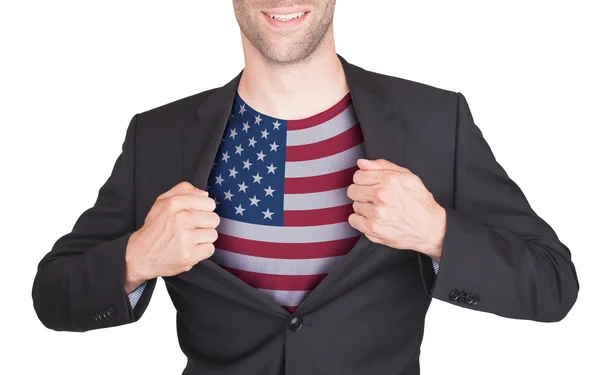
[205,92,365,314]
[126,94,440,310]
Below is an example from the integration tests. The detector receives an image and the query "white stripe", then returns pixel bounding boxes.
[217,217,358,243]
[212,248,345,275]
[284,143,365,178]
[283,187,352,210]
[258,289,311,307]
[287,105,358,146]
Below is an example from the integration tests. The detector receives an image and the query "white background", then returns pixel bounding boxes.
[2,1,599,374]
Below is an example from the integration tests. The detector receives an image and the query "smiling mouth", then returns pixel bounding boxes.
[264,11,307,21]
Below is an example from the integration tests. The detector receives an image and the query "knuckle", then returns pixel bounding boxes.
[200,243,216,258]
[177,230,191,247]
[167,195,185,212]
[178,181,194,190]
[205,196,217,211]
[173,209,190,227]
[208,229,219,242]
[209,212,221,227]
[381,173,396,186]
[373,204,386,218]
[346,185,355,199]
[403,173,420,187]
[373,187,388,202]
[369,222,383,237]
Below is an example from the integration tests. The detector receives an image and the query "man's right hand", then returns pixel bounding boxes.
[124,181,219,293]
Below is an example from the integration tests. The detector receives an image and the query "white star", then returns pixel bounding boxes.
[229,167,238,178]
[215,199,220,205]
[266,163,277,174]
[256,150,266,161]
[234,204,246,216]
[264,186,275,197]
[238,181,248,193]
[235,144,244,155]
[215,174,224,185]
[242,159,253,170]
[248,137,257,147]
[261,128,270,139]
[229,128,238,139]
[249,195,261,206]
[254,114,262,125]
[262,208,274,220]
[272,120,281,130]
[252,172,263,184]
[242,121,250,132]
[230,113,234,121]
[221,151,230,163]
[224,190,234,201]
[269,141,279,152]
[239,104,246,115]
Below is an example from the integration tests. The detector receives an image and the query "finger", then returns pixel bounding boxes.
[353,169,382,186]
[352,201,375,219]
[159,181,207,200]
[175,210,220,229]
[191,243,216,263]
[166,194,217,213]
[189,227,219,243]
[347,184,376,203]
[348,212,369,233]
[357,158,409,173]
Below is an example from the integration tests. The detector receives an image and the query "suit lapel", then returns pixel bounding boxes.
[181,54,407,315]
[183,71,243,191]
[294,55,407,312]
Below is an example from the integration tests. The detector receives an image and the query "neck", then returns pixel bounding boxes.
[237,31,349,120]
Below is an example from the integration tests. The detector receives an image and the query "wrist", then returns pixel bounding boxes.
[125,231,150,293]
[418,206,446,261]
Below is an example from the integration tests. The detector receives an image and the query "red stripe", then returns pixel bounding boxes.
[287,93,352,130]
[284,204,355,226]
[284,166,358,194]
[220,266,328,291]
[215,233,360,259]
[285,306,298,314]
[286,125,363,161]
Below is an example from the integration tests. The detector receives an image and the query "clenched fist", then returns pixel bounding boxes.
[124,181,220,293]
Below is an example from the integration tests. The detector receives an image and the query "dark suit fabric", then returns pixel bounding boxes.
[32,55,579,375]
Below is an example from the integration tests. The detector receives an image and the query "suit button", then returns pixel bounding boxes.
[107,307,117,319]
[469,294,480,305]
[102,311,109,320]
[458,291,467,303]
[95,314,102,323]
[449,289,460,301]
[288,316,303,332]
[465,294,475,305]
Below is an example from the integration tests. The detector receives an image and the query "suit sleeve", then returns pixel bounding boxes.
[419,92,579,322]
[32,114,157,332]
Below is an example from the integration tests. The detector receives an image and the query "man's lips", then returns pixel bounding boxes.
[261,10,310,29]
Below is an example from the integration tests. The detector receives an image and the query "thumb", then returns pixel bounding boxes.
[357,158,406,172]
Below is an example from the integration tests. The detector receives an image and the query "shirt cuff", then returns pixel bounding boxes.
[128,281,147,309]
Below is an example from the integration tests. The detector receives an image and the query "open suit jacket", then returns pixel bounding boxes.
[32,55,579,375]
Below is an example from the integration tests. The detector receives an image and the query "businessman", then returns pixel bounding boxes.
[32,1,579,374]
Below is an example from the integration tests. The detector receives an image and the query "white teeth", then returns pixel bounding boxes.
[267,11,306,21]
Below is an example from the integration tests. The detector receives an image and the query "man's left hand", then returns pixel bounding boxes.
[347,158,446,262]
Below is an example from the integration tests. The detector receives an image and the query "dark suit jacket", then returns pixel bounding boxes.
[32,54,579,375]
